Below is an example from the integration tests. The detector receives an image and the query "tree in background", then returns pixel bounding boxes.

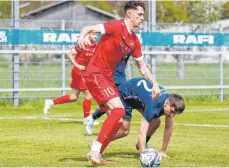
[188,1,223,23]
[156,1,189,23]
[0,1,11,19]
[222,1,229,19]
[156,1,224,24]
[0,1,54,19]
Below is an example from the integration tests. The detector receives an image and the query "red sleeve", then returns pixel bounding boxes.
[132,40,143,61]
[72,45,81,54]
[93,43,97,48]
[103,20,123,35]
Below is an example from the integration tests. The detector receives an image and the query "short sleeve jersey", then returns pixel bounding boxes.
[72,43,97,66]
[118,78,170,123]
[92,20,143,77]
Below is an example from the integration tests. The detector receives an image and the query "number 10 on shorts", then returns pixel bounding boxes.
[102,87,115,98]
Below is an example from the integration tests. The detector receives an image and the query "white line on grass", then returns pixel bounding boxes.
[0,116,229,128]
[172,123,229,128]
[27,107,228,118]
[185,108,229,112]
[53,107,229,116]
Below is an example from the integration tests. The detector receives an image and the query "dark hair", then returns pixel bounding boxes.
[124,1,146,13]
[168,93,185,114]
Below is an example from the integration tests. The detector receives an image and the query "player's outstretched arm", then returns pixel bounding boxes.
[135,60,161,99]
[161,116,174,157]
[138,117,149,153]
[78,25,101,50]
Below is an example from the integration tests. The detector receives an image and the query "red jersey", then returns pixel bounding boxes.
[89,20,143,77]
[72,43,97,66]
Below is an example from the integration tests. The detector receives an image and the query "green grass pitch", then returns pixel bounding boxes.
[0,101,229,167]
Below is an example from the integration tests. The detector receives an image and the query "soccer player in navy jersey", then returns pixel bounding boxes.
[113,78,184,153]
[91,78,185,162]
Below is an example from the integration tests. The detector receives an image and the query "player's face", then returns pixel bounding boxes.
[163,99,176,118]
[89,32,98,43]
[129,6,144,28]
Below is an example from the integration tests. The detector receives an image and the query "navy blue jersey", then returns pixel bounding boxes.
[118,78,170,123]
[113,56,130,86]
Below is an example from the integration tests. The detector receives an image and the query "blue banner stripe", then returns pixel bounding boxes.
[0,29,229,46]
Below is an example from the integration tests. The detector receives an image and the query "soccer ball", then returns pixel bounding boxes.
[140,147,162,167]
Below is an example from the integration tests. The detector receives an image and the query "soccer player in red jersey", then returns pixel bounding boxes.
[77,1,161,164]
[44,32,98,121]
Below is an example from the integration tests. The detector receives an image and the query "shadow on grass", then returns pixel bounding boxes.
[59,151,138,164]
[83,133,99,136]
[59,157,88,162]
[104,151,139,159]
[59,157,114,167]
[58,121,84,125]
[59,157,96,167]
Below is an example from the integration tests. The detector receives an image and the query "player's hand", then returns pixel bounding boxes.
[139,152,145,164]
[76,65,86,71]
[140,149,152,163]
[84,35,92,46]
[160,151,169,158]
[77,37,86,50]
[152,84,160,99]
[136,143,150,151]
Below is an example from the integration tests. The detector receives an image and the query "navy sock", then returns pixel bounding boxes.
[92,108,105,120]
[146,136,151,143]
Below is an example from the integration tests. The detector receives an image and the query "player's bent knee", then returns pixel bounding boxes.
[151,118,161,126]
[70,94,78,101]
[155,118,161,127]
[86,95,93,100]
[84,92,93,100]
[107,97,124,109]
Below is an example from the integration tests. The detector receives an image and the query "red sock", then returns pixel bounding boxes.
[100,121,122,154]
[83,99,91,118]
[53,95,70,104]
[97,108,125,144]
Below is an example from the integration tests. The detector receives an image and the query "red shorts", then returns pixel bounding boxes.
[70,67,87,91]
[84,65,119,105]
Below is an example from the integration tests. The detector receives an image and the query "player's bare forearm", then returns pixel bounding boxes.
[161,128,172,152]
[79,25,101,39]
[78,25,101,49]
[138,130,146,153]
[67,51,81,69]
[78,27,91,40]
[136,60,157,85]
[161,117,173,152]
[136,60,161,99]
[138,118,149,153]
[68,51,86,71]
